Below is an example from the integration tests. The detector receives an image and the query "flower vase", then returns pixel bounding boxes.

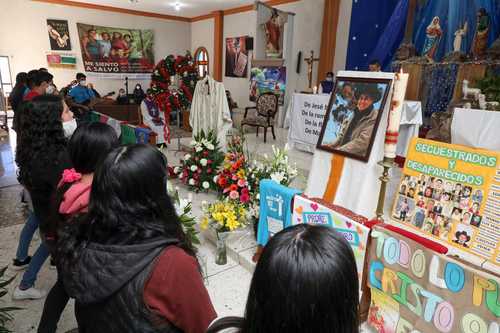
[215,232,229,265]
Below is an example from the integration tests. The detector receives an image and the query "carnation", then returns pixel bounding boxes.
[195,146,203,153]
[190,165,198,172]
[188,178,195,185]
[173,166,180,174]
[200,158,208,166]
[184,154,191,161]
[202,181,210,189]
[229,191,239,200]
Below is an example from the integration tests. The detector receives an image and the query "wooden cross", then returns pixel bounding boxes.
[304,50,320,90]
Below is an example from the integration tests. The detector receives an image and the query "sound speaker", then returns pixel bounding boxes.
[296,51,302,74]
[246,37,254,51]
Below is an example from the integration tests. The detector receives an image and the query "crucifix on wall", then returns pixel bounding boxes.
[304,50,320,90]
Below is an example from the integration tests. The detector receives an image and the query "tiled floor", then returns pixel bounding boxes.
[0,125,389,332]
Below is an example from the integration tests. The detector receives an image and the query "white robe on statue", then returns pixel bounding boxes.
[140,100,166,145]
[190,76,233,149]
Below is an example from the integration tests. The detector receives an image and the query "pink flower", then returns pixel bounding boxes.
[237,179,247,187]
[232,175,238,181]
[229,191,239,200]
[240,192,250,203]
[61,168,82,184]
[241,187,249,195]
[207,168,212,174]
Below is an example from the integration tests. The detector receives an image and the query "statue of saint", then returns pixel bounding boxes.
[422,16,443,61]
[264,9,285,58]
[453,22,468,53]
[471,8,490,59]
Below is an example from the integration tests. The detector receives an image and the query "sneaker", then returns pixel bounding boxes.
[11,256,32,271]
[12,286,47,300]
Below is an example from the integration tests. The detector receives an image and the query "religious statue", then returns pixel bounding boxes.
[422,16,443,61]
[453,22,468,53]
[472,8,490,60]
[264,8,285,58]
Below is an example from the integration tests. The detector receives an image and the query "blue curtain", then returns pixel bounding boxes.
[413,0,500,61]
[346,0,401,71]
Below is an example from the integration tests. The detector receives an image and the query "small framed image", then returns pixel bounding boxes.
[316,76,392,162]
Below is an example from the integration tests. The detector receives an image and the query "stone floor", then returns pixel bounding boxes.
[0,123,386,332]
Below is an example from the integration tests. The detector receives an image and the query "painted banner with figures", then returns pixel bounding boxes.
[366,226,499,333]
[291,195,370,290]
[392,138,500,267]
[76,23,154,74]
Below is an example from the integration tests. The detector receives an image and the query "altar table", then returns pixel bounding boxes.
[452,108,500,151]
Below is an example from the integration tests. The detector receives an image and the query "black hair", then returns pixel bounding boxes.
[326,71,334,77]
[369,59,381,67]
[354,83,382,103]
[39,67,48,72]
[32,71,54,87]
[15,72,28,85]
[241,224,359,333]
[26,69,39,89]
[49,122,119,238]
[58,145,195,262]
[76,72,86,80]
[9,72,28,112]
[16,94,66,189]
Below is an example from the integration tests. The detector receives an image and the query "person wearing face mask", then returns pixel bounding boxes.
[67,73,96,114]
[319,72,335,94]
[24,71,54,101]
[133,83,146,104]
[13,95,74,301]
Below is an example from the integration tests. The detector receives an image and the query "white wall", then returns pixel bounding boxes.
[0,0,191,95]
[333,0,353,73]
[191,18,215,76]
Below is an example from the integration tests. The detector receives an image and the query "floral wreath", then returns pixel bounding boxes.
[150,52,198,142]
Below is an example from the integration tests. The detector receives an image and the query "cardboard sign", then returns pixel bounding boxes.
[392,138,500,267]
[292,195,370,283]
[367,226,499,333]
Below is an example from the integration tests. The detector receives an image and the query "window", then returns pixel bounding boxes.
[0,56,12,95]
[194,47,209,78]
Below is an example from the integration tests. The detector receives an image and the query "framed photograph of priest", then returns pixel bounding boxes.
[225,36,249,78]
[316,77,391,162]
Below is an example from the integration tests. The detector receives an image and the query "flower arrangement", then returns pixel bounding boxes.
[214,136,251,204]
[174,130,224,192]
[200,200,249,234]
[167,181,200,247]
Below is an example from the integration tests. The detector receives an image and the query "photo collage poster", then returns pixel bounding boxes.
[249,66,286,105]
[392,138,500,267]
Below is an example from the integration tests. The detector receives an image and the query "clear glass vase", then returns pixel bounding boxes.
[215,233,228,265]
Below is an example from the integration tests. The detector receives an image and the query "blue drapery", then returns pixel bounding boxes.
[346,0,401,71]
[413,0,500,61]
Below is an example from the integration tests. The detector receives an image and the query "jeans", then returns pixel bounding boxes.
[37,275,70,333]
[17,212,50,289]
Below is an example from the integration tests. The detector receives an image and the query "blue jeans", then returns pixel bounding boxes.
[16,212,50,289]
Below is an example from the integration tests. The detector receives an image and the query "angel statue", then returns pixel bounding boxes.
[453,22,468,52]
[422,16,443,61]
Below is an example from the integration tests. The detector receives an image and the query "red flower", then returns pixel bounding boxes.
[241,187,249,195]
[203,151,209,157]
[207,168,212,174]
[240,193,250,203]
[229,184,238,192]
[218,176,227,187]
[207,160,212,164]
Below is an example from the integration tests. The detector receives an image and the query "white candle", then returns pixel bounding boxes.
[313,86,318,94]
[385,69,409,159]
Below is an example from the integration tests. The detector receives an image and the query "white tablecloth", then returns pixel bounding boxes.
[396,101,423,157]
[452,108,500,151]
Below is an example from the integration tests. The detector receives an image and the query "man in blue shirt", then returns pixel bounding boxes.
[68,73,95,106]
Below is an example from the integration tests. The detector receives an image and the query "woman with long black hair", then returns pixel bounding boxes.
[13,94,75,300]
[207,224,360,333]
[58,144,217,333]
[37,122,119,333]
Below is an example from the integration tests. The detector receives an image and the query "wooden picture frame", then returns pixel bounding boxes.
[316,76,392,162]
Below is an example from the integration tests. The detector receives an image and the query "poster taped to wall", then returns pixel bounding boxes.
[367,226,499,333]
[76,23,155,74]
[47,19,71,51]
[391,138,500,267]
[249,66,286,105]
[291,195,370,292]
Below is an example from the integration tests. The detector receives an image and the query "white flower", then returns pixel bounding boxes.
[190,165,198,172]
[190,140,197,146]
[173,167,180,174]
[188,178,195,185]
[178,173,183,179]
[213,175,219,183]
[195,145,203,152]
[256,193,260,200]
[202,181,210,189]
[271,172,285,184]
[184,154,192,161]
[206,143,215,150]
[200,158,208,166]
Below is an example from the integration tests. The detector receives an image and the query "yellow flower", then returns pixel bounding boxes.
[237,169,246,178]
[200,216,209,230]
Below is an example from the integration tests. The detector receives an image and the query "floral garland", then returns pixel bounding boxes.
[173,130,224,192]
[150,52,198,142]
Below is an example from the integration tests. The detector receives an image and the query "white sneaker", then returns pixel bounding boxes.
[12,286,47,300]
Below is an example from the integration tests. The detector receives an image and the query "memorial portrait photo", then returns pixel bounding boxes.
[225,36,248,78]
[316,77,391,162]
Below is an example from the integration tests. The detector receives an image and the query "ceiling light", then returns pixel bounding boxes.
[174,2,182,11]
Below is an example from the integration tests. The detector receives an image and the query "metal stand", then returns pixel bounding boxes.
[376,157,396,221]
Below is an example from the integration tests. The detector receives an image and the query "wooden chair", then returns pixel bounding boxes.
[241,92,278,143]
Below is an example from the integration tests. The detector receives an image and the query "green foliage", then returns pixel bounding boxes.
[475,75,500,103]
[0,267,22,333]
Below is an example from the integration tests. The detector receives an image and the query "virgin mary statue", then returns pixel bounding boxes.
[422,16,443,61]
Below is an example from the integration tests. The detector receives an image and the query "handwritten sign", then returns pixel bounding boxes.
[391,138,500,268]
[287,93,330,152]
[367,226,499,333]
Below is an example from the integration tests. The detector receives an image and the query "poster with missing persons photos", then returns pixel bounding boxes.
[391,138,500,268]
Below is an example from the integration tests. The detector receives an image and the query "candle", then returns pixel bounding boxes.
[385,69,409,159]
[313,86,318,94]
